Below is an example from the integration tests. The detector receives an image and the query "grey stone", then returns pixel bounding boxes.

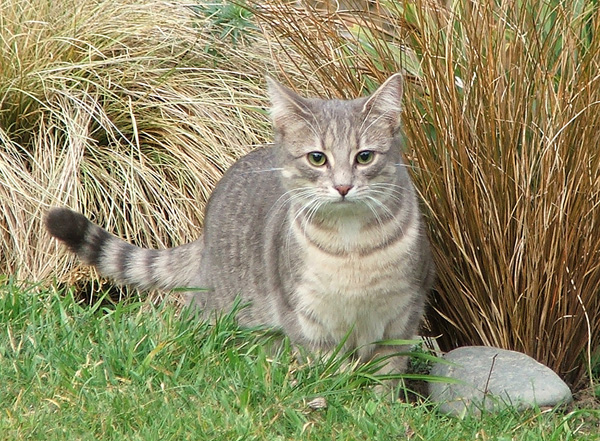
[428,346,573,416]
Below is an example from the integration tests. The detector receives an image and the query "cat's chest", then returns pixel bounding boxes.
[296,238,412,303]
[290,216,419,336]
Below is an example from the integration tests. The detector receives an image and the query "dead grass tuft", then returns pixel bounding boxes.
[0,0,292,285]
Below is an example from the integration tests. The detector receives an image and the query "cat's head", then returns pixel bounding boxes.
[267,74,407,214]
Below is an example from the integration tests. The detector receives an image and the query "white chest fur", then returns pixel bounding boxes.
[291,212,420,356]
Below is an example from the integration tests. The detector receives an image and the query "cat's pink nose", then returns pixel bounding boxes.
[334,185,353,196]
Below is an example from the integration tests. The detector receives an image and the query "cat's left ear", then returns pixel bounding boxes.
[266,76,311,130]
[362,73,404,128]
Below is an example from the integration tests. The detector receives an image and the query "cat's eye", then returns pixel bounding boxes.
[307,151,327,167]
[356,150,375,165]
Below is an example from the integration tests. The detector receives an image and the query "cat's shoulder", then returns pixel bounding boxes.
[219,145,280,181]
[234,145,278,168]
[213,145,281,192]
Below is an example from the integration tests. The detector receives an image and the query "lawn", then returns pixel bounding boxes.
[0,279,597,440]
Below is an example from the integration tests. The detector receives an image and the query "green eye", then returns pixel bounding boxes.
[307,151,327,167]
[356,150,375,165]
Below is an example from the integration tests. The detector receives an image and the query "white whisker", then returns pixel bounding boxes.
[251,167,284,173]
[274,186,325,272]
[363,195,396,221]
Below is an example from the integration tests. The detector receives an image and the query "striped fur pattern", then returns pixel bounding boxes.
[46,74,435,377]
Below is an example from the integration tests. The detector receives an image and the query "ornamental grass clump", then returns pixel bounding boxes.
[0,0,280,283]
[251,0,600,388]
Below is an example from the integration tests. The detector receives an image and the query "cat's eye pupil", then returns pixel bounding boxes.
[307,152,327,166]
[356,151,374,165]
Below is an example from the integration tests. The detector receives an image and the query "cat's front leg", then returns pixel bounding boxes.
[295,311,339,356]
[368,343,412,398]
[369,313,421,396]
[371,343,411,375]
[292,311,360,372]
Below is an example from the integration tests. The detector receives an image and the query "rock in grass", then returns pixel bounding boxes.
[429,346,573,416]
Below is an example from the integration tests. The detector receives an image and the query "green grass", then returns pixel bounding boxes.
[0,280,598,440]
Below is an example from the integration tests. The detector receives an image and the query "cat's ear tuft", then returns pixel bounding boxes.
[266,76,310,129]
[362,73,404,127]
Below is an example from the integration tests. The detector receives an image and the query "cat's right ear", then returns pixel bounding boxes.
[266,76,310,130]
[361,73,404,130]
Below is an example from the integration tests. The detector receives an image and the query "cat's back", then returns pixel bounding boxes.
[193,146,290,320]
[202,146,283,238]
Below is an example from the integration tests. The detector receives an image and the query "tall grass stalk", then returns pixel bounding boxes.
[250,0,600,388]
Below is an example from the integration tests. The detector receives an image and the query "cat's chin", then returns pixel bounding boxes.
[321,198,367,215]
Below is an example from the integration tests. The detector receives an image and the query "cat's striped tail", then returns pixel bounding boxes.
[45,208,201,291]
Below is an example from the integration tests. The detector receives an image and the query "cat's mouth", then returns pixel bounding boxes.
[329,187,356,204]
[330,194,352,204]
[329,196,362,209]
[336,197,357,205]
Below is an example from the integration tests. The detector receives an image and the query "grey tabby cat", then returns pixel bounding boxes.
[46,73,435,379]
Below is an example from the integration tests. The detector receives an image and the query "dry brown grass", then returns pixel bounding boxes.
[251,0,600,388]
[0,0,303,285]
